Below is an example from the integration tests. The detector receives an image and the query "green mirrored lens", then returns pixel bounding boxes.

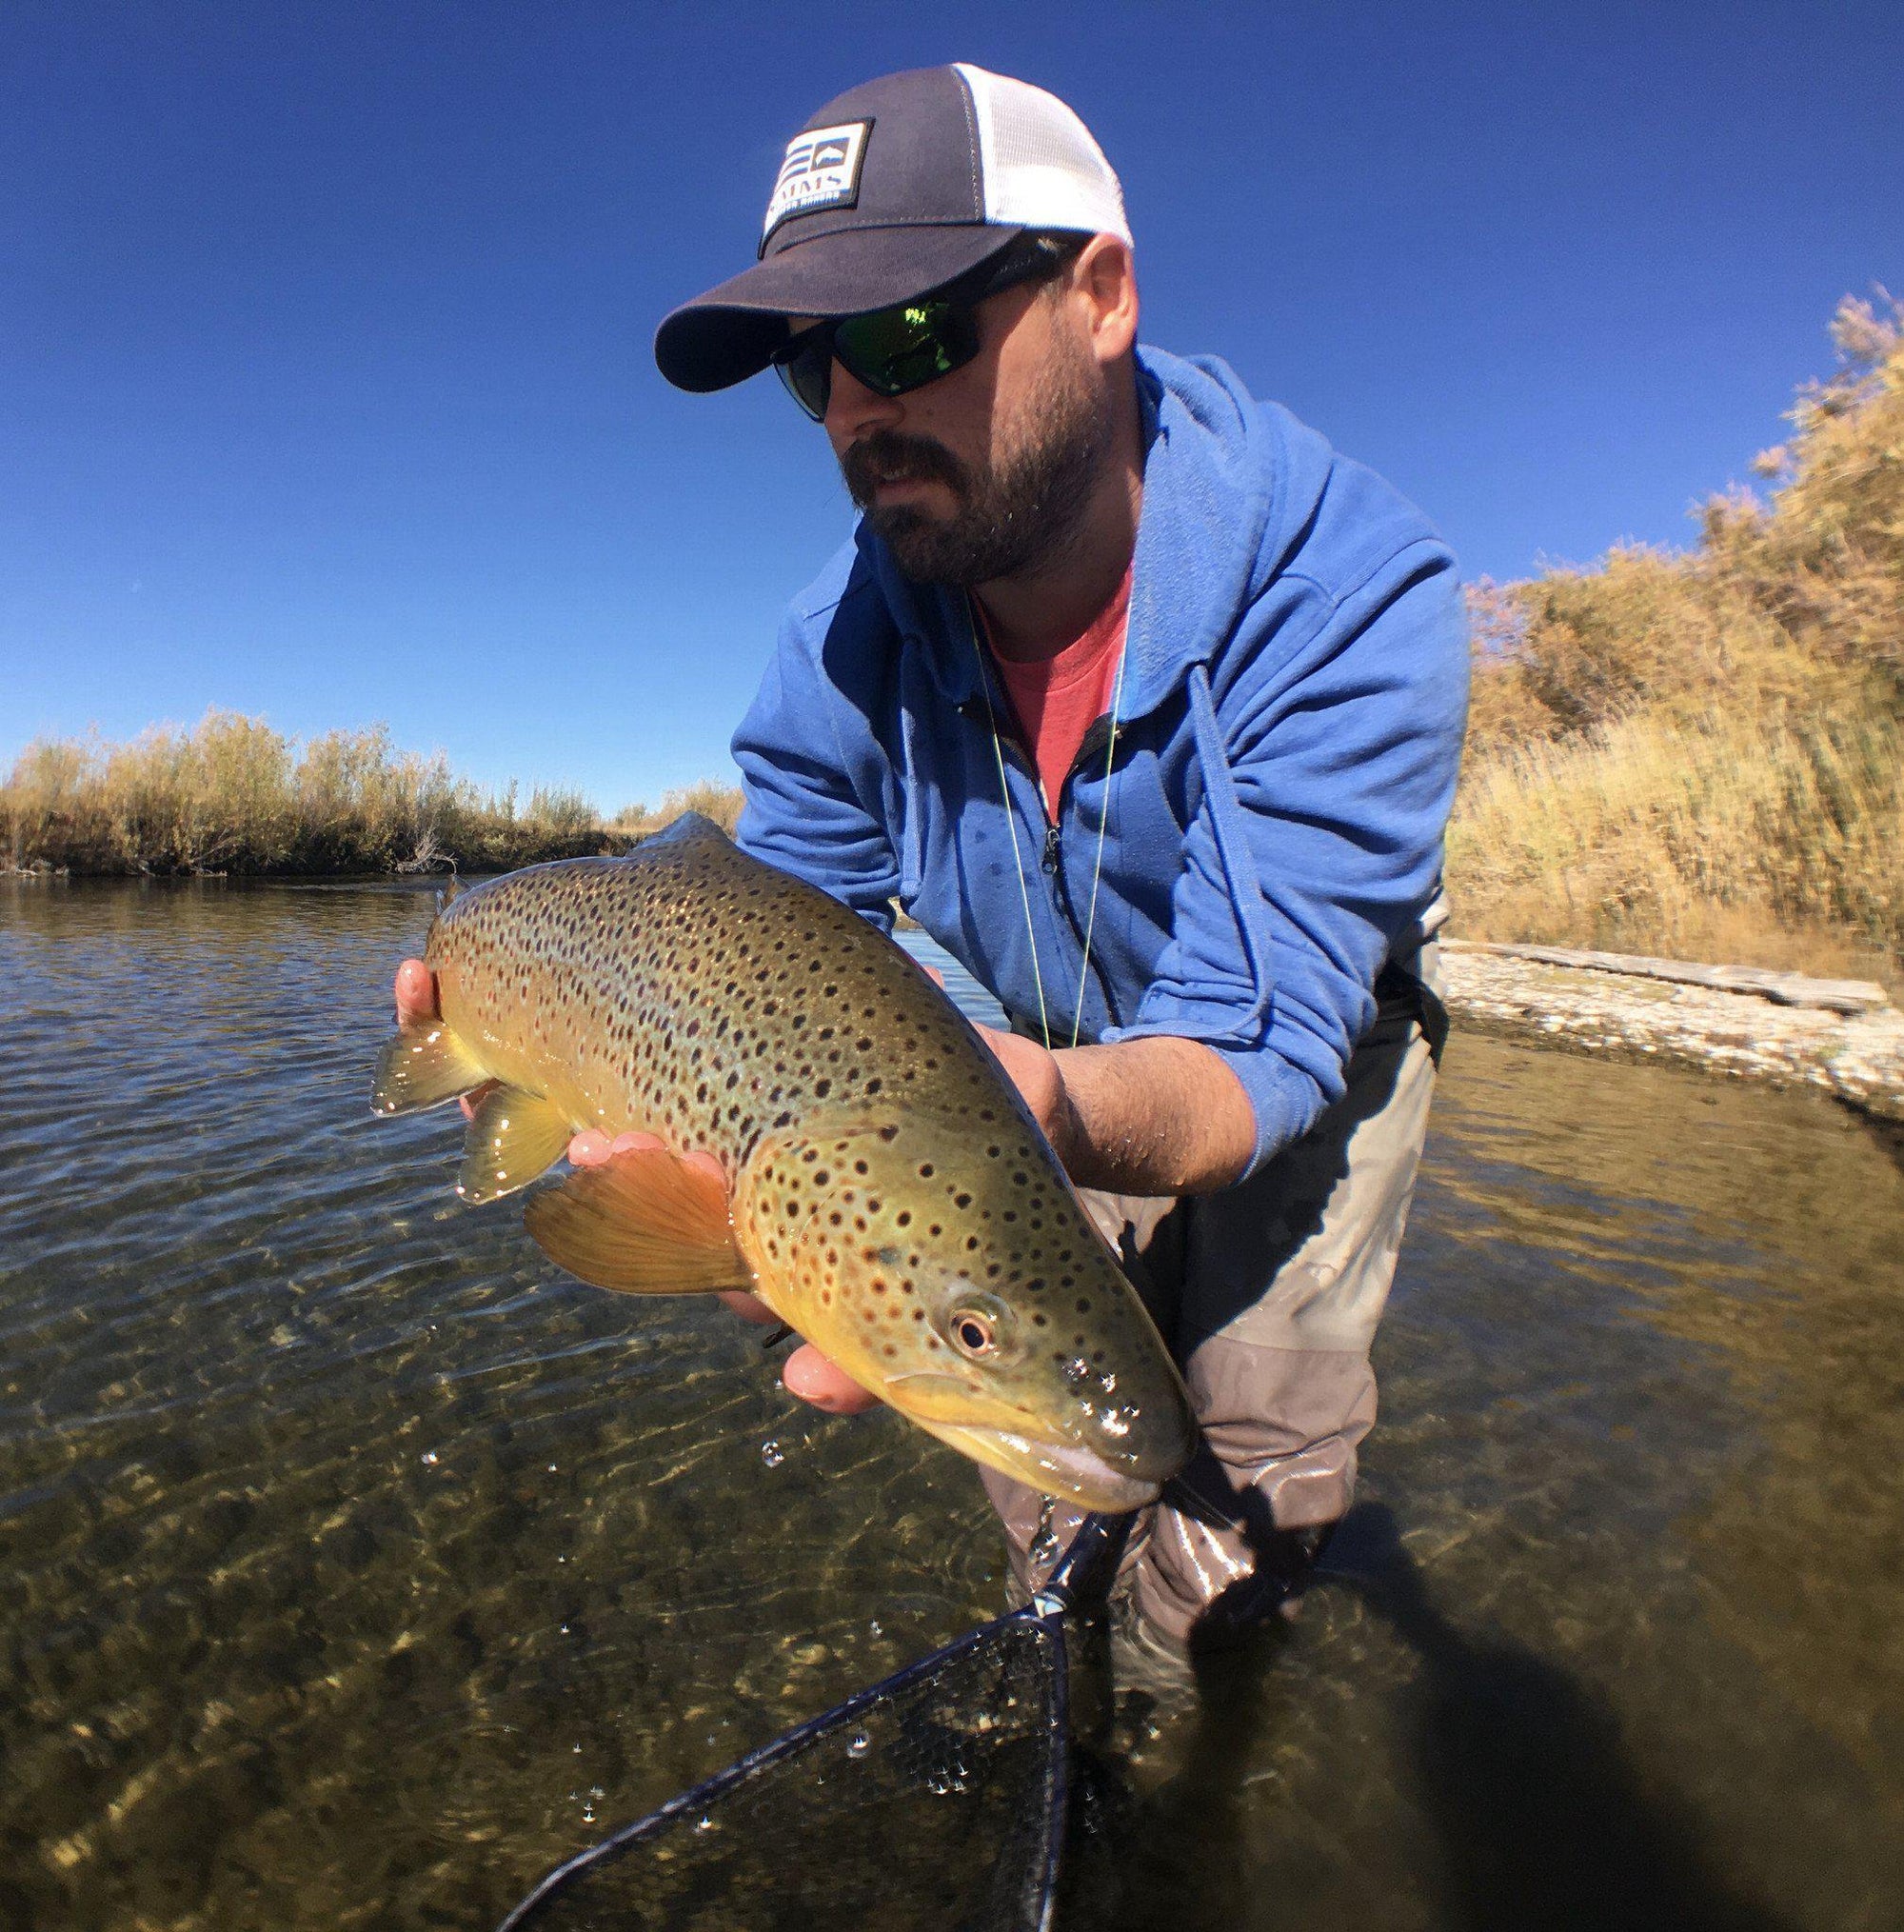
[834,300,980,399]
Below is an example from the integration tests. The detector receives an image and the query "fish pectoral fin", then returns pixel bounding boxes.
[370,1021,487,1116]
[457,1087,571,1205]
[523,1150,754,1294]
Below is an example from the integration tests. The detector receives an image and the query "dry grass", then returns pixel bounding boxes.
[1456,292,1904,989]
[611,780,744,838]
[2,714,623,876]
[1451,705,1904,996]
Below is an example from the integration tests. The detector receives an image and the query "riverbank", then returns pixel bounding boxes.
[1441,939,1904,1125]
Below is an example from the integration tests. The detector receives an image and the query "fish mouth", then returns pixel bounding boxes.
[908,1414,1167,1513]
[873,1364,1194,1510]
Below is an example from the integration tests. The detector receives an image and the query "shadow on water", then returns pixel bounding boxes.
[1325,1504,1790,1932]
[1867,1113,1904,1179]
[1068,1504,1791,1932]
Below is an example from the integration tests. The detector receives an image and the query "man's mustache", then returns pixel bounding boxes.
[841,430,968,508]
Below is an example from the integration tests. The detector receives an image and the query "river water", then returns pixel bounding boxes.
[3,878,1900,1932]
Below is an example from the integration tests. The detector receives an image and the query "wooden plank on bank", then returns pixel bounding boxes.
[1441,940,1890,1014]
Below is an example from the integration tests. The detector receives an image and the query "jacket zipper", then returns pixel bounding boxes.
[1046,735,1122,1031]
[962,645,1125,1036]
[982,709,1121,1033]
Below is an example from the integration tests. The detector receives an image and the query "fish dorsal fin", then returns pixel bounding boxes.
[645,811,732,850]
[457,1087,571,1205]
[370,1022,487,1116]
[523,1148,754,1294]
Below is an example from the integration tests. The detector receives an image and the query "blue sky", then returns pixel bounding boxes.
[4,1,1898,811]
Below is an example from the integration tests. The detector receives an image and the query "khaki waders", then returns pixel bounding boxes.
[983,941,1446,1653]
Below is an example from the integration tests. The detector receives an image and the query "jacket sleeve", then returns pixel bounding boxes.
[730,600,902,934]
[1103,539,1469,1175]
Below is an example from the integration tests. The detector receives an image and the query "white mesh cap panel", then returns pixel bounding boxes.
[956,64,1132,242]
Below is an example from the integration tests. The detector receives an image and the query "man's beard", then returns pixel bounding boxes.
[839,347,1108,587]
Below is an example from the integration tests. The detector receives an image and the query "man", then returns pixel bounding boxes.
[395,64,1467,1659]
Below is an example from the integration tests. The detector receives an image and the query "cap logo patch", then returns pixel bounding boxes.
[763,120,870,241]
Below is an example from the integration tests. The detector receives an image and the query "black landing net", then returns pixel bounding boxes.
[495,1515,1127,1932]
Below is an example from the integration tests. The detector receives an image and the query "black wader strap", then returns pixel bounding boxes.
[1376,957,1450,1066]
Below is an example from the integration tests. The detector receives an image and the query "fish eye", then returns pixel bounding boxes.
[949,1308,997,1359]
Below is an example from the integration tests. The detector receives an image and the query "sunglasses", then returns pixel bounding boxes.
[771,241,1073,423]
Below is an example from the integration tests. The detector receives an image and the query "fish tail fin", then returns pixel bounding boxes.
[370,1021,487,1117]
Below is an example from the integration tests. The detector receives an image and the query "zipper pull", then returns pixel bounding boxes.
[1041,826,1061,876]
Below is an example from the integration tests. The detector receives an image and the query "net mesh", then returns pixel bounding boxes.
[498,1612,1068,1932]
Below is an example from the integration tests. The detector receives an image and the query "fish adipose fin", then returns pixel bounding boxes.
[458,1087,572,1205]
[370,1023,488,1116]
[524,1150,754,1294]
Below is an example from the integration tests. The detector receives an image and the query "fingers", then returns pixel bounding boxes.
[718,1288,783,1326]
[566,1130,724,1182]
[972,1025,1081,1170]
[394,958,439,1026]
[569,1127,663,1167]
[783,1344,882,1414]
[457,1080,498,1122]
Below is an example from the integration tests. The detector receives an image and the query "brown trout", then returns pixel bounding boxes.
[370,813,1195,1510]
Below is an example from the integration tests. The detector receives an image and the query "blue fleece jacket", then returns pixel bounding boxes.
[731,347,1469,1177]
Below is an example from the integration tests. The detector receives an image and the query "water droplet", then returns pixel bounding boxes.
[559,1623,570,1636]
[572,1743,583,1754]
[847,1732,870,1759]
[760,1440,785,1468]
[420,1451,439,1466]
[868,1620,882,1637]
[581,1803,596,1823]
[696,1813,716,1833]
[547,1463,559,1473]
[589,1786,605,1800]
[1064,1357,1091,1386]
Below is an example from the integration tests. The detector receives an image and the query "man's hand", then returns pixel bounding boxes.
[970,1025,1087,1171]
[971,1025,1254,1197]
[389,957,881,1417]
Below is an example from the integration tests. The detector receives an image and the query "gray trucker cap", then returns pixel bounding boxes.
[655,64,1130,393]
